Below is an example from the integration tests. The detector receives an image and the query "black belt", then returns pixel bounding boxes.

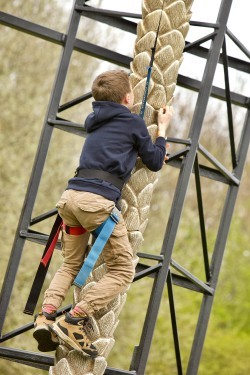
[75,168,124,190]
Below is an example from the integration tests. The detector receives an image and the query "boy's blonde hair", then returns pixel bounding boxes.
[92,70,131,103]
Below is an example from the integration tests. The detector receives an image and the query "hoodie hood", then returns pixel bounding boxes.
[85,101,130,132]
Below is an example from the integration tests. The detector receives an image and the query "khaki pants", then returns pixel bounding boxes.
[43,190,134,316]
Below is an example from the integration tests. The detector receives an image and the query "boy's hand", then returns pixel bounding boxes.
[157,105,173,138]
[164,143,170,164]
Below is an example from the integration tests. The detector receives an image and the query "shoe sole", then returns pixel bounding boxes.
[50,323,98,358]
[33,327,59,352]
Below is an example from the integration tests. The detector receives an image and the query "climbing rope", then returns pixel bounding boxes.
[139,0,166,118]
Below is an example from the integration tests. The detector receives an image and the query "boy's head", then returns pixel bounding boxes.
[92,70,134,109]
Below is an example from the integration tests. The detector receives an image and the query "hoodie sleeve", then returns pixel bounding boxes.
[133,116,166,172]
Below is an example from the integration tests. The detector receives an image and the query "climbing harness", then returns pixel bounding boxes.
[73,207,120,288]
[62,222,87,236]
[75,168,124,190]
[139,0,166,119]
[24,195,120,315]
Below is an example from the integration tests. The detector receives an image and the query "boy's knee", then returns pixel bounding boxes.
[121,259,135,285]
[59,263,80,279]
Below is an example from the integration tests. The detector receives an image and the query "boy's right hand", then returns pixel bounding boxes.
[157,105,173,138]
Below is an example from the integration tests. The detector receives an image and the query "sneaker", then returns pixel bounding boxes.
[33,311,59,352]
[50,312,98,358]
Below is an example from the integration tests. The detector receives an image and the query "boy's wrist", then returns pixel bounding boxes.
[157,131,166,138]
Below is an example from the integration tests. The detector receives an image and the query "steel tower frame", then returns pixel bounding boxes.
[0,0,249,374]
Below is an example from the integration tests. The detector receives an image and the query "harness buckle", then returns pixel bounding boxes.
[110,207,120,224]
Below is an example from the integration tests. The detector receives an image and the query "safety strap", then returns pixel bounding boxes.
[73,207,120,288]
[24,208,119,314]
[139,0,165,119]
[24,216,87,315]
[62,223,87,236]
[24,214,63,315]
[75,168,124,190]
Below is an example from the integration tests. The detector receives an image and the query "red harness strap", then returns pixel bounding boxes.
[62,223,87,236]
[24,216,88,315]
[41,223,87,267]
[40,221,63,267]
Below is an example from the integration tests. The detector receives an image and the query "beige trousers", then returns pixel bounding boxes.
[43,190,134,316]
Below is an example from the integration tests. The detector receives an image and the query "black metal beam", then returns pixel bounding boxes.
[177,75,249,108]
[0,346,136,374]
[75,4,141,19]
[78,6,137,34]
[1,11,249,74]
[0,347,54,370]
[187,108,250,374]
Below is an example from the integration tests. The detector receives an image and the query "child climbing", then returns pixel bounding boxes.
[33,69,173,357]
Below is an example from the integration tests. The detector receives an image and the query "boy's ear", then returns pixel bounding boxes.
[124,93,130,104]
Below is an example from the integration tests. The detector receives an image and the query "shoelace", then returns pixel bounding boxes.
[84,319,94,333]
[78,319,96,348]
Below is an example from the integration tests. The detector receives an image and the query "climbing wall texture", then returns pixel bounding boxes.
[49,0,193,374]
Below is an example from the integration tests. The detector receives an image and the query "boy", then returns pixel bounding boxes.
[33,70,173,357]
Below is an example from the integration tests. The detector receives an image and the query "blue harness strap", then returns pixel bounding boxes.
[73,207,120,288]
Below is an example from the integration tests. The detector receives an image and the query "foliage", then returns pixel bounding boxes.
[0,1,249,375]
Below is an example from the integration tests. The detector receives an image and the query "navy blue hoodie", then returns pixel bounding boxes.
[68,101,166,203]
